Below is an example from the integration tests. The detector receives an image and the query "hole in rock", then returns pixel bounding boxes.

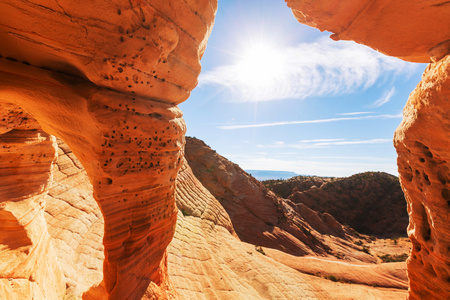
[415,141,433,158]
[416,202,432,241]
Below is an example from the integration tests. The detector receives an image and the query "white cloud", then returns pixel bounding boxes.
[370,87,396,108]
[309,139,391,147]
[260,138,391,149]
[307,156,392,161]
[199,38,416,102]
[224,155,397,177]
[337,112,373,116]
[218,113,402,130]
[298,138,345,143]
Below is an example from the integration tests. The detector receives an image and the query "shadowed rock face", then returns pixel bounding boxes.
[287,1,450,298]
[0,105,65,299]
[0,0,217,299]
[265,172,408,238]
[183,137,378,263]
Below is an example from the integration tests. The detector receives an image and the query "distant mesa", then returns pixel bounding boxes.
[245,170,300,181]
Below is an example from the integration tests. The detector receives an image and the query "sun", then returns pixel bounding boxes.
[234,41,285,88]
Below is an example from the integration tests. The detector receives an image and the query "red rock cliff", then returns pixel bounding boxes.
[286,0,450,63]
[0,1,217,299]
[287,0,450,298]
[394,55,450,299]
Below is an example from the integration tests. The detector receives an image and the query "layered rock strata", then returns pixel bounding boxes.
[266,172,408,238]
[173,141,408,299]
[1,0,449,298]
[0,104,64,299]
[0,0,217,103]
[184,137,376,263]
[287,1,450,298]
[0,58,185,299]
[0,0,217,298]
[394,55,450,299]
[1,130,410,299]
[45,139,104,299]
[170,161,322,299]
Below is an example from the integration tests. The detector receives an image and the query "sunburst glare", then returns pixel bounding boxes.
[234,41,285,89]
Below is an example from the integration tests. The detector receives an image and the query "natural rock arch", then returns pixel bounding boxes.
[0,0,449,299]
[0,1,216,298]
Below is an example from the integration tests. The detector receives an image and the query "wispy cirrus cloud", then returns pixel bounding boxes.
[296,138,345,143]
[337,112,374,116]
[370,87,396,108]
[218,113,402,130]
[199,38,416,102]
[257,138,391,149]
[223,154,397,177]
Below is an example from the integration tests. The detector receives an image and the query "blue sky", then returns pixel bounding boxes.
[180,0,426,177]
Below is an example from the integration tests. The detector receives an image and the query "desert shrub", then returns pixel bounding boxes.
[380,253,408,262]
[361,245,371,254]
[255,246,266,255]
[354,240,363,246]
[327,275,339,282]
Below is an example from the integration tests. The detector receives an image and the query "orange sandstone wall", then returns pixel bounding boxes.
[287,0,450,298]
[285,0,450,63]
[394,55,450,299]
[0,105,65,299]
[0,0,216,103]
[0,0,217,299]
[1,0,449,298]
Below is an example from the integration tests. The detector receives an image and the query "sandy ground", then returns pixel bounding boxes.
[261,237,412,299]
[304,274,408,300]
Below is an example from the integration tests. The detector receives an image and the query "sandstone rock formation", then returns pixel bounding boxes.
[265,172,408,238]
[394,55,450,299]
[285,0,450,63]
[0,0,216,103]
[287,1,450,298]
[183,137,377,262]
[0,105,65,299]
[0,121,410,300]
[1,0,449,299]
[170,160,322,299]
[45,139,104,299]
[264,176,333,199]
[0,0,217,298]
[170,158,409,299]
